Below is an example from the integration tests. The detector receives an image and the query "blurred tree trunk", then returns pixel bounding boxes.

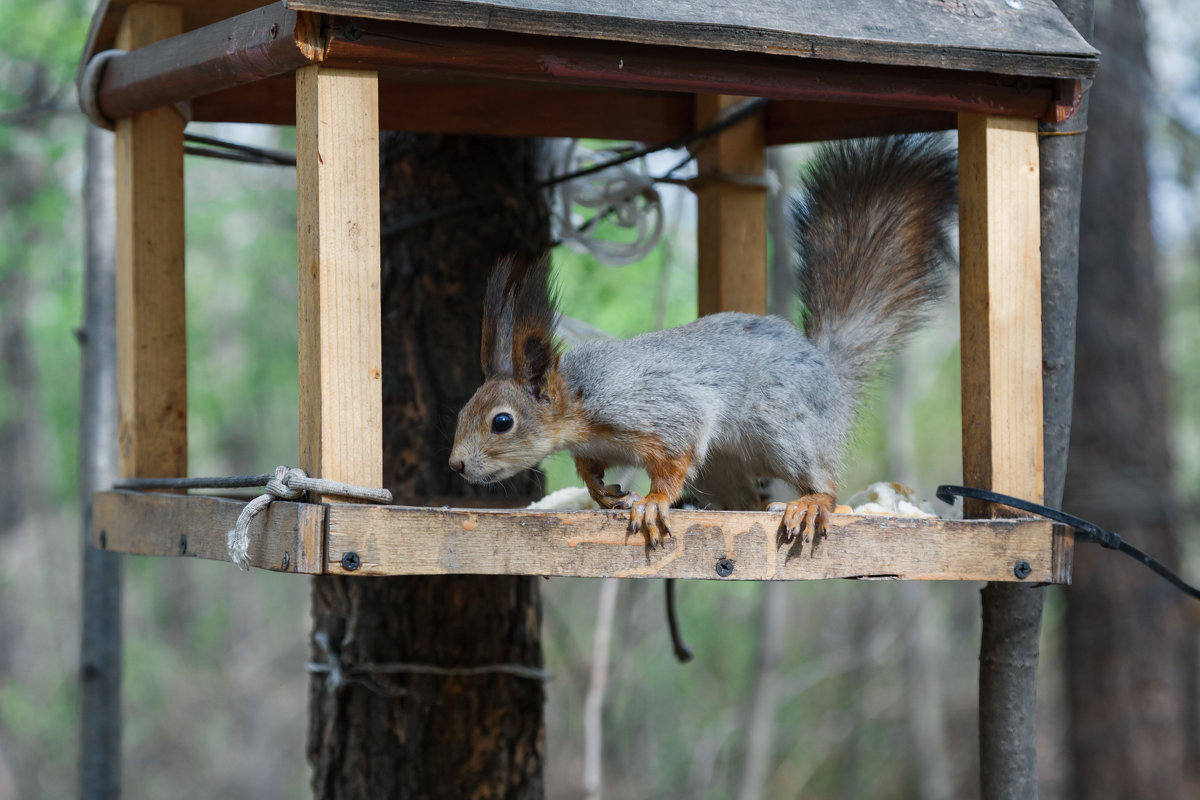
[1064,0,1200,797]
[307,133,550,797]
[77,123,122,800]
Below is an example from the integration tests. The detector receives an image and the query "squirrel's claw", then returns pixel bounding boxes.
[770,493,836,555]
[629,493,672,548]
[607,488,644,510]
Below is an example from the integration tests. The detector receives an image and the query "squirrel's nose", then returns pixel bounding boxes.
[450,459,465,475]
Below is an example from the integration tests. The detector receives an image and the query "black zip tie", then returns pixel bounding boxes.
[936,485,1200,601]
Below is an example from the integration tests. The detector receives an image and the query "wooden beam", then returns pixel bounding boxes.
[295,65,383,501]
[88,491,1070,583]
[958,113,1045,511]
[114,3,187,480]
[764,102,956,146]
[93,491,326,573]
[95,5,321,123]
[694,94,767,316]
[324,20,1066,119]
[191,79,961,146]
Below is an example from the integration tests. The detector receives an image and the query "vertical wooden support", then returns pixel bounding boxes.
[958,113,1045,800]
[295,65,382,509]
[114,3,187,480]
[958,113,1044,507]
[694,94,767,316]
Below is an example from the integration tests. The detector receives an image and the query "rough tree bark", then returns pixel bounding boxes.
[307,134,550,798]
[1064,0,1200,796]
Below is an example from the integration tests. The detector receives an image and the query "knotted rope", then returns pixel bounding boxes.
[115,466,393,571]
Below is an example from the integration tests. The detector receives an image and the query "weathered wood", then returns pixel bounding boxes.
[291,0,1098,78]
[325,20,1071,120]
[78,0,264,88]
[81,3,1091,127]
[192,79,958,145]
[95,5,321,123]
[958,113,1045,510]
[92,490,326,573]
[764,102,956,146]
[114,3,187,481]
[325,505,1063,582]
[695,94,767,316]
[295,65,383,495]
[85,491,1067,582]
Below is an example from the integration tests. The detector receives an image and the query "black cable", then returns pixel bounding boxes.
[665,578,694,663]
[183,133,297,166]
[936,485,1200,602]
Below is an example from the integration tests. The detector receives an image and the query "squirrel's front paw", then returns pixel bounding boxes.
[629,492,672,548]
[769,492,836,553]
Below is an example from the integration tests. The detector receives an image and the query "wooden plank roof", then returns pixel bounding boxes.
[78,0,1096,140]
[83,0,1096,80]
[290,0,1098,77]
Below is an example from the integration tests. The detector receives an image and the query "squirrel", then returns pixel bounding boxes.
[449,135,957,548]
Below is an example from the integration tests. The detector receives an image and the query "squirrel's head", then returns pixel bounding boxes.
[450,256,565,484]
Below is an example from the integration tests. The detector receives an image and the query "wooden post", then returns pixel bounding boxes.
[295,65,383,507]
[694,94,767,316]
[114,3,187,480]
[958,113,1045,799]
[958,114,1044,507]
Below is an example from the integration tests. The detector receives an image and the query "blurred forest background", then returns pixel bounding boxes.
[2,0,1200,798]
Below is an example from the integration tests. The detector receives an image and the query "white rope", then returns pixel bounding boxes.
[223,465,392,571]
[78,49,124,130]
[116,466,393,571]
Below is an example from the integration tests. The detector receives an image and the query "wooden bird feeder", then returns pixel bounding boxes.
[79,0,1096,582]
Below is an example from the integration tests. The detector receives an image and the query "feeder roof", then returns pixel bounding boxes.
[83,0,1096,80]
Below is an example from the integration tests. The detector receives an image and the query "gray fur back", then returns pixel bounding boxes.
[560,312,857,497]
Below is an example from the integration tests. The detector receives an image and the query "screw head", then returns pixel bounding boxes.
[178,535,188,556]
[281,552,291,571]
[1014,560,1031,580]
[716,558,735,577]
[343,22,362,41]
[341,551,361,571]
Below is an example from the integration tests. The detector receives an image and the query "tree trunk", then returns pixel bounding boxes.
[307,133,550,798]
[1064,1,1200,796]
[77,123,122,800]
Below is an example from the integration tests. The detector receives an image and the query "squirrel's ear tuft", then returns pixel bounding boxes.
[510,256,561,399]
[481,257,516,376]
[482,254,560,387]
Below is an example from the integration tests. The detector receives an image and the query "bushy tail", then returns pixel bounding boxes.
[793,135,956,383]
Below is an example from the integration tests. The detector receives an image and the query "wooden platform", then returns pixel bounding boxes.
[92,491,1072,582]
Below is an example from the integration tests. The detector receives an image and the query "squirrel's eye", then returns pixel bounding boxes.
[491,413,515,434]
